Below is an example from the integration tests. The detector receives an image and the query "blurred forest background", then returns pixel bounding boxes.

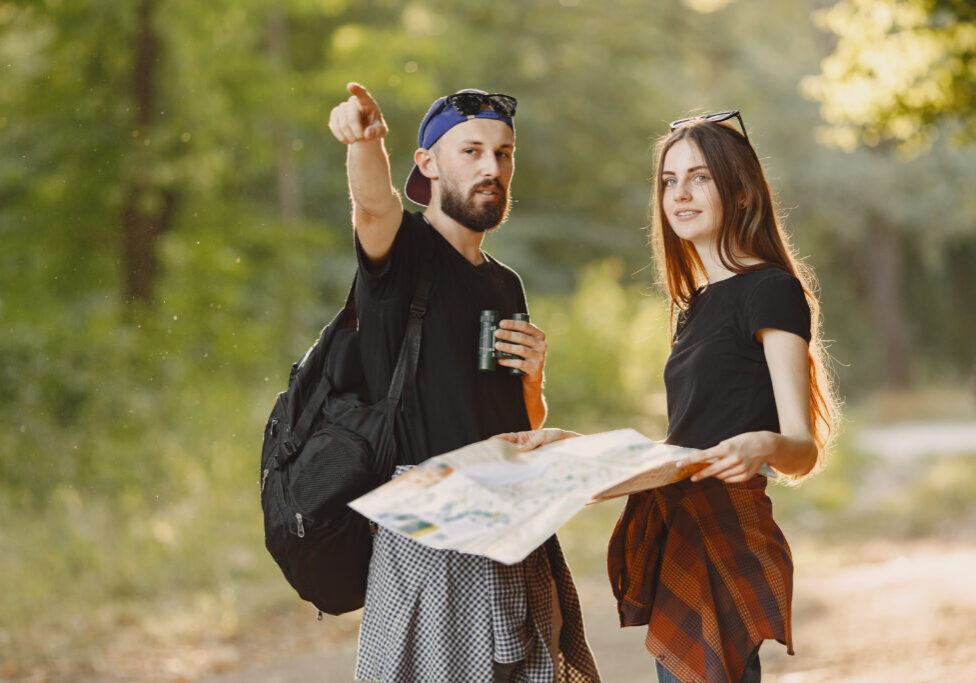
[2,0,975,680]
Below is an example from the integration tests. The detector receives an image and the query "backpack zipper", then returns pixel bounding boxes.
[295,512,305,538]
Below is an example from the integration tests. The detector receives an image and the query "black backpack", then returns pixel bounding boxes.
[259,261,432,616]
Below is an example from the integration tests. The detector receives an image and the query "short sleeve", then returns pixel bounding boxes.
[744,270,811,343]
[353,210,422,299]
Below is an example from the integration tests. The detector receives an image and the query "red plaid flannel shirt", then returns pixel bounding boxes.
[607,475,794,683]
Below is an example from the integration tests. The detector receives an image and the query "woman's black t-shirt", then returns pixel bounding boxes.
[663,266,811,450]
[354,210,531,465]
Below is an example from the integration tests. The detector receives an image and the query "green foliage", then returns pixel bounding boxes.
[534,259,670,437]
[0,195,348,502]
[2,0,976,675]
[803,0,976,152]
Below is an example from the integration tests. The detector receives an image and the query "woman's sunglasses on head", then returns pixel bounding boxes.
[669,110,749,143]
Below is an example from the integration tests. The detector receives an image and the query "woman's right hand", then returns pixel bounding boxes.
[494,428,582,451]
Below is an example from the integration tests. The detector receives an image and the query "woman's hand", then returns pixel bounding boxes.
[493,428,581,451]
[680,431,777,483]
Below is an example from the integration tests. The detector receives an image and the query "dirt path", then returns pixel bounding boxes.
[759,540,976,682]
[199,539,976,682]
[197,421,976,682]
[855,420,976,460]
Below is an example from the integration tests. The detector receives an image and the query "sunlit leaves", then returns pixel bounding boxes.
[802,0,976,152]
[681,0,735,13]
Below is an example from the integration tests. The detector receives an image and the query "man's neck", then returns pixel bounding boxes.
[422,206,487,266]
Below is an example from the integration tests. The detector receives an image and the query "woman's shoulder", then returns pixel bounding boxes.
[733,265,803,301]
[741,264,799,285]
[738,265,811,338]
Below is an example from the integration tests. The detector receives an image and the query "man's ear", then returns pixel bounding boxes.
[415,147,439,181]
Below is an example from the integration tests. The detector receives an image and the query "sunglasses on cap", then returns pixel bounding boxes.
[669,110,749,143]
[437,92,518,119]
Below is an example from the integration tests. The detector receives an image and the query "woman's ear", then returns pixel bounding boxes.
[737,194,749,210]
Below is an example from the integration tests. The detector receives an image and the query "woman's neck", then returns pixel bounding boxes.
[694,240,763,283]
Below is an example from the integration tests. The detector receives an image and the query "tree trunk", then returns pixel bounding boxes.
[267,10,302,223]
[266,9,303,340]
[122,0,176,303]
[863,217,913,388]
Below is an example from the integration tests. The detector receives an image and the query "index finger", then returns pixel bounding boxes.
[347,82,377,110]
[498,319,541,336]
[676,448,717,466]
[491,432,519,443]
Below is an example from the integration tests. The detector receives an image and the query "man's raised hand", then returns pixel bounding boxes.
[328,82,389,145]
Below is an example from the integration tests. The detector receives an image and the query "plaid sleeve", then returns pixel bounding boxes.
[608,477,794,683]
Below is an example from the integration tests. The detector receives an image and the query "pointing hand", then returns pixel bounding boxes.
[328,82,389,145]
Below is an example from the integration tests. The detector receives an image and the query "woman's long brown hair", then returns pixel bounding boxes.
[650,120,839,480]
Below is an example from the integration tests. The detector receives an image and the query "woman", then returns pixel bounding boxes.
[499,111,838,682]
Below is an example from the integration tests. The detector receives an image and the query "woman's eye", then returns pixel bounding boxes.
[663,178,676,187]
[694,174,709,183]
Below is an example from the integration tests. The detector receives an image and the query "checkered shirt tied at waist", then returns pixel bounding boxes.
[356,465,600,682]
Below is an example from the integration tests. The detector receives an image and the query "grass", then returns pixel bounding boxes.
[558,497,628,579]
[0,478,365,681]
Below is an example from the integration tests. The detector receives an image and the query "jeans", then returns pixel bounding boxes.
[655,643,761,683]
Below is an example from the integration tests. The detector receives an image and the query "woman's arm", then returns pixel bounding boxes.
[683,328,818,482]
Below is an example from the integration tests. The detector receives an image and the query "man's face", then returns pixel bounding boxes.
[429,118,515,233]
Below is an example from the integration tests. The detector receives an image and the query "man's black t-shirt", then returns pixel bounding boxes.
[663,266,811,450]
[354,210,531,466]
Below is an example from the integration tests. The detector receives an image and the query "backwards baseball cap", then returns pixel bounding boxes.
[404,90,517,206]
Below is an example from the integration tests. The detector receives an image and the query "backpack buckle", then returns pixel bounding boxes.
[276,440,297,467]
[409,300,427,318]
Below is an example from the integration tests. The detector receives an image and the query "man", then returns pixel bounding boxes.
[328,83,600,682]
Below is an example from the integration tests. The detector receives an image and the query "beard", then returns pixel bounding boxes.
[439,177,511,233]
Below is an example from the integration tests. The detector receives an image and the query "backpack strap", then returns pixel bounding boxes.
[281,371,333,467]
[386,247,433,416]
[280,285,356,467]
[284,229,433,464]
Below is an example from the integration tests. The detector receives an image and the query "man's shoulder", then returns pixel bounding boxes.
[389,209,435,257]
[396,209,428,239]
[401,209,427,227]
[484,252,525,287]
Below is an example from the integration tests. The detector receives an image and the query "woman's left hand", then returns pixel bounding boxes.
[681,431,776,483]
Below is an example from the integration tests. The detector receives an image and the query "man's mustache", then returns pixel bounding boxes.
[470,179,505,195]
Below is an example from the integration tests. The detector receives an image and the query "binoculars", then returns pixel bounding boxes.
[478,310,529,375]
